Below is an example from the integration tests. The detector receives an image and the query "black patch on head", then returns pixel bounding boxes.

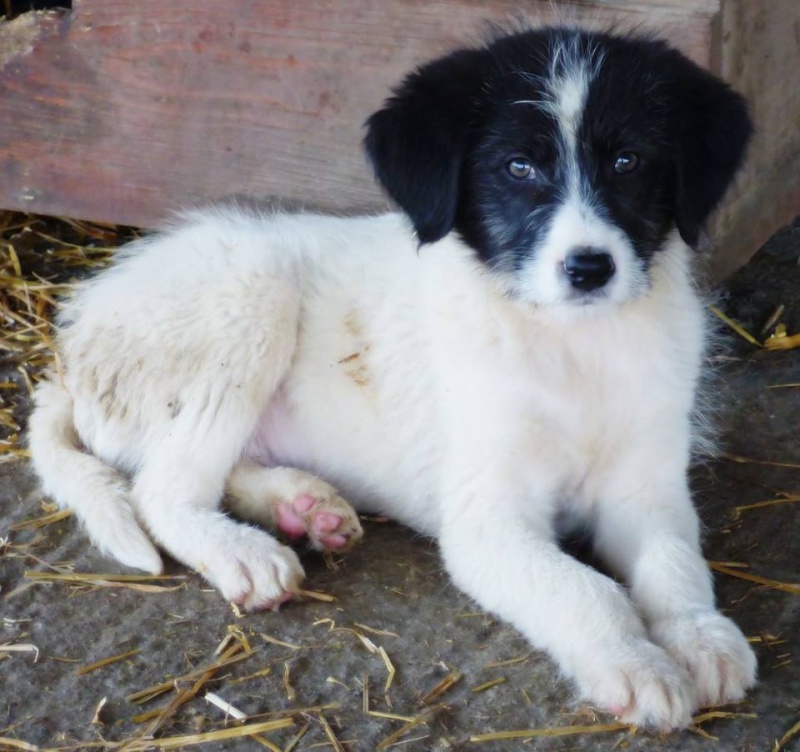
[364,27,752,263]
[577,34,752,251]
[454,31,572,268]
[364,29,576,257]
[363,49,487,245]
[661,52,753,247]
[576,35,685,262]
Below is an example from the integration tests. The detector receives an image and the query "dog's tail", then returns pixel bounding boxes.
[27,378,163,574]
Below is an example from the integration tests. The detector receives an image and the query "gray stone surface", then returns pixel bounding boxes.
[1,219,799,751]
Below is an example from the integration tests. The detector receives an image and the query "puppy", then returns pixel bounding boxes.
[28,26,756,729]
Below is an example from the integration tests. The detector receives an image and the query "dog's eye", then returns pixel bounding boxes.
[506,157,534,180]
[614,151,639,174]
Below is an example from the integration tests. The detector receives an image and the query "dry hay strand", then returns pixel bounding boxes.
[708,562,800,595]
[420,671,462,705]
[0,738,39,751]
[761,304,786,337]
[9,508,73,531]
[76,648,140,677]
[470,721,632,743]
[764,325,800,351]
[120,718,295,750]
[720,452,800,470]
[353,623,400,638]
[203,691,247,722]
[484,653,530,669]
[710,305,800,350]
[297,587,336,603]
[23,570,187,594]
[379,647,396,693]
[0,641,39,662]
[471,677,506,693]
[774,717,800,751]
[732,495,800,518]
[0,211,134,463]
[313,618,397,693]
[317,713,346,752]
[375,703,444,751]
[282,661,296,702]
[709,305,763,347]
[228,665,273,685]
[283,721,312,752]
[126,646,254,706]
[470,708,757,744]
[688,710,759,741]
[362,674,416,723]
[125,638,259,746]
[201,692,284,751]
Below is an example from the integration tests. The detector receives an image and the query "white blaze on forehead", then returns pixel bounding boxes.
[553,69,589,137]
[542,37,604,169]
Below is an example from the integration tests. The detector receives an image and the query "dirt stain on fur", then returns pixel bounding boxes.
[341,310,372,389]
[344,310,364,338]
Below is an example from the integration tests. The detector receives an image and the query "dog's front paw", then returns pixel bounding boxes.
[199,526,305,612]
[650,609,757,707]
[576,638,694,730]
[276,487,363,552]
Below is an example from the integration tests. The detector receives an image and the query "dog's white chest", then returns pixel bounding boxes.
[246,237,704,537]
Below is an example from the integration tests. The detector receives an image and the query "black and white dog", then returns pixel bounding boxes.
[29,26,755,729]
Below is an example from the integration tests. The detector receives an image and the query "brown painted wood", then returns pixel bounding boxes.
[707,0,800,279]
[0,0,714,231]
[11,0,796,278]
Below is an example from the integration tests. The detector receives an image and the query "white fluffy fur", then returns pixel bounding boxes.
[28,207,756,730]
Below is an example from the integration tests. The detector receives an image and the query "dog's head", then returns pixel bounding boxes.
[365,28,752,308]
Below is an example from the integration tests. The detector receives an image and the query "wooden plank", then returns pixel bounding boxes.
[707,0,800,279]
[0,0,714,230]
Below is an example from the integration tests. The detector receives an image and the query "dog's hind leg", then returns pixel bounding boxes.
[133,440,305,611]
[128,278,308,611]
[226,463,363,552]
[132,423,307,611]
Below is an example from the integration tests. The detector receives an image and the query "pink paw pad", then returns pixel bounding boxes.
[313,511,343,534]
[276,495,315,539]
[276,495,348,550]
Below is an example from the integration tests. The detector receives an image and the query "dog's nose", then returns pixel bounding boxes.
[563,249,615,291]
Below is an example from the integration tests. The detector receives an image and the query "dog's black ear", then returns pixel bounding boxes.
[669,60,753,247]
[364,49,486,244]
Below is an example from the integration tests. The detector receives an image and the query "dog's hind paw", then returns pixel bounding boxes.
[227,465,364,553]
[276,489,363,552]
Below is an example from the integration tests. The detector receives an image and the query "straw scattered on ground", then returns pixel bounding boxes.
[711,304,800,350]
[1,211,135,463]
[1,211,797,749]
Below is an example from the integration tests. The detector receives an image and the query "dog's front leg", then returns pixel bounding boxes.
[437,470,694,730]
[592,466,757,710]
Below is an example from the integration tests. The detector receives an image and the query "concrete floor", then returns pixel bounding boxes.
[1,219,799,751]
